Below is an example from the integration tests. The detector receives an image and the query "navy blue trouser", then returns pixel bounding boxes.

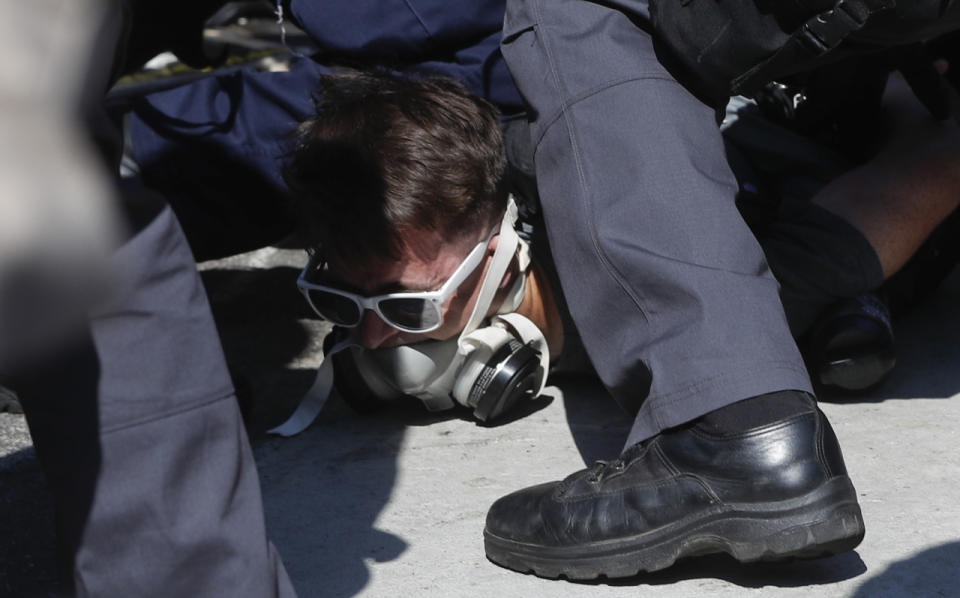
[126,0,523,261]
[10,4,297,592]
[500,0,814,446]
[15,190,296,596]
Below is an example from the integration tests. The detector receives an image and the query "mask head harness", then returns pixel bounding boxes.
[331,196,549,422]
[268,196,550,437]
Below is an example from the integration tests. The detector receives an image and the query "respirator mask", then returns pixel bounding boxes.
[270,197,549,437]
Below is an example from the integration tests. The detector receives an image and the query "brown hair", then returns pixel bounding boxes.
[284,69,508,265]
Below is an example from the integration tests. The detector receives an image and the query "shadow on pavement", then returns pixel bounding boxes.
[200,265,323,433]
[556,373,633,465]
[204,263,409,595]
[255,398,409,598]
[850,541,960,597]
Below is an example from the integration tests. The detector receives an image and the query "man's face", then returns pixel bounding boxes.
[325,226,503,349]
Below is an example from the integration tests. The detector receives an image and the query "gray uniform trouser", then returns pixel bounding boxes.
[501,0,814,446]
[16,193,296,597]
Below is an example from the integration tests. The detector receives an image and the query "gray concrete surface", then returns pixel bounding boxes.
[2,247,959,597]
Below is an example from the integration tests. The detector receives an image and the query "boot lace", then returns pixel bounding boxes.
[585,458,626,483]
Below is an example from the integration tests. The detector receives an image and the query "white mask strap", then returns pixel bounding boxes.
[267,335,356,436]
[458,196,520,343]
[497,235,530,315]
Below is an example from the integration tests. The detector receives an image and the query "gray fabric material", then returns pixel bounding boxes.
[501,0,813,446]
[17,200,296,597]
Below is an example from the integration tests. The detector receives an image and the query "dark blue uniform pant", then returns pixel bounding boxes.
[10,3,297,591]
[16,191,296,596]
[500,0,814,445]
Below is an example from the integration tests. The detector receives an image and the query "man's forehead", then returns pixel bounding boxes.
[326,227,481,293]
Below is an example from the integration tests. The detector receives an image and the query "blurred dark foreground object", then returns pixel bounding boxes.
[0,0,121,373]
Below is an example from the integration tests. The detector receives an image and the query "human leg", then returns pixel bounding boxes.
[809,75,960,279]
[14,191,296,597]
[500,0,812,442]
[725,79,960,390]
[774,97,960,388]
[485,0,863,578]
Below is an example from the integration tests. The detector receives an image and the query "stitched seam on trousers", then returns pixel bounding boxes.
[531,75,762,275]
[401,0,434,42]
[531,74,679,151]
[539,96,768,275]
[534,112,770,275]
[648,361,808,408]
[99,388,236,435]
[534,0,656,324]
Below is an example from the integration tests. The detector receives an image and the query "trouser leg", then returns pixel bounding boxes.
[16,192,296,597]
[501,0,812,445]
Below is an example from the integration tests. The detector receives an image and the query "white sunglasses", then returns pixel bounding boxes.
[297,230,495,333]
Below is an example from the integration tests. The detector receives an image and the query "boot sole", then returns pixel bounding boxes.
[483,476,865,580]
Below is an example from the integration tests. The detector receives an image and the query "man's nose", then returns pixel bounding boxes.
[358,309,398,349]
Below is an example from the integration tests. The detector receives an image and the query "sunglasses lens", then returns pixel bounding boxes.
[306,289,361,326]
[379,298,439,331]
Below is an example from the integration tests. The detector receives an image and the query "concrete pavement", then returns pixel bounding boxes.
[2,247,959,597]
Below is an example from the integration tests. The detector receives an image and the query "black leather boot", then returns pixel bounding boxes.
[484,397,864,579]
[806,293,896,392]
